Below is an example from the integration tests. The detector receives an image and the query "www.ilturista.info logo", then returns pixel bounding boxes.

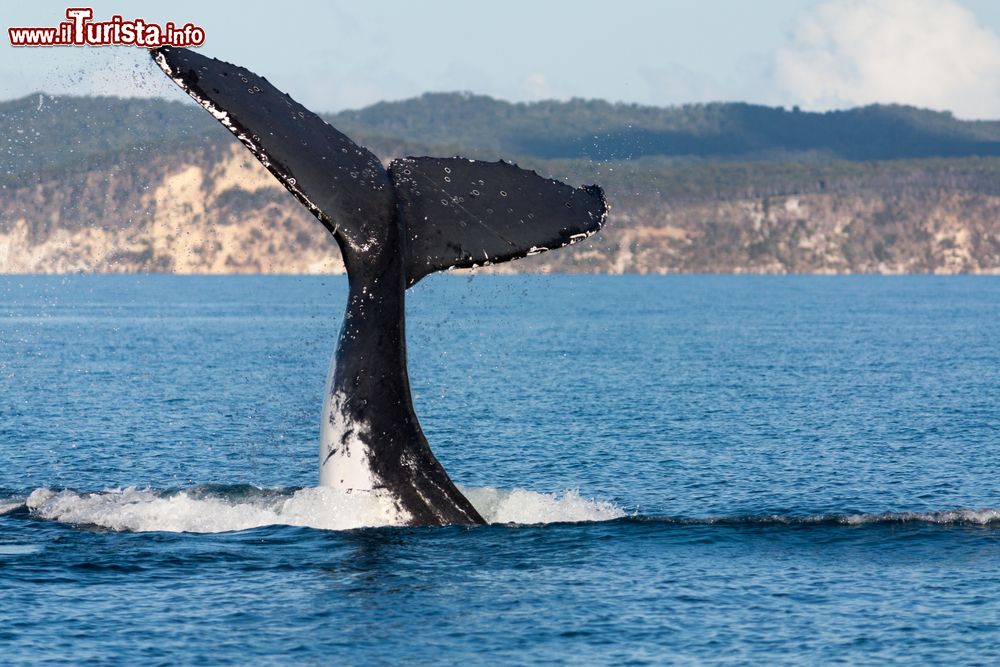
[8,8,205,47]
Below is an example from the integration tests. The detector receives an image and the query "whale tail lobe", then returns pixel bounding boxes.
[151,46,608,525]
[150,46,608,281]
[390,157,607,285]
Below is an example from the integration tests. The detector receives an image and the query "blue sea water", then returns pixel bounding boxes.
[1,274,999,665]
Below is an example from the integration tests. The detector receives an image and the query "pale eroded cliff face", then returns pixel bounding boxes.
[0,144,343,274]
[585,192,1000,275]
[2,143,1000,274]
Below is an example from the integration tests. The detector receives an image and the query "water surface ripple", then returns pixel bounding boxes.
[2,275,999,664]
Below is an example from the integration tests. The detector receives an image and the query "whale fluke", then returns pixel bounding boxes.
[390,157,607,285]
[150,46,395,240]
[151,46,608,526]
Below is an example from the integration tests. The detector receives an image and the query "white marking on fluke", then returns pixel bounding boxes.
[319,388,411,523]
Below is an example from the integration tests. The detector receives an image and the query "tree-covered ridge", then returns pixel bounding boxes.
[328,93,1000,161]
[7,93,1000,184]
[4,92,1000,275]
[0,94,220,181]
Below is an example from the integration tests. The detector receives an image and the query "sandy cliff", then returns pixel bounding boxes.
[2,143,1000,274]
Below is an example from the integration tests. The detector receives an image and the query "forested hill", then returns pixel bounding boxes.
[327,93,1000,161]
[4,92,1000,274]
[6,93,1000,176]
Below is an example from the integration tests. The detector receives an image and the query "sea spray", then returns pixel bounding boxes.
[25,485,627,533]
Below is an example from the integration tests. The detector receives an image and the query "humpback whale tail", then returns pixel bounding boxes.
[152,47,608,526]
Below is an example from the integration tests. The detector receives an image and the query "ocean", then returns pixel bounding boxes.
[1,274,998,664]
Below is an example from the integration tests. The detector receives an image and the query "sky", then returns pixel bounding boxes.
[3,0,1000,118]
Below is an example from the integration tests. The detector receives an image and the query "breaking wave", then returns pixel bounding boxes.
[20,485,626,533]
[12,487,1000,533]
[654,508,1000,527]
[461,486,626,525]
[0,498,24,516]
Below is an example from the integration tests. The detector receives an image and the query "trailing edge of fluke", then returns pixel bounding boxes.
[151,46,609,526]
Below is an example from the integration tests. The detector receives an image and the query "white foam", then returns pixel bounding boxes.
[837,508,1000,526]
[0,499,24,516]
[24,485,625,533]
[461,486,627,524]
[692,508,1000,526]
[26,487,407,533]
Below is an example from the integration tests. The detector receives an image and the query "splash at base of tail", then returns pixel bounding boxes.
[152,46,608,526]
[22,485,626,532]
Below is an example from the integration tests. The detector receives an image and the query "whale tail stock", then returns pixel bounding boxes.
[152,46,608,525]
[150,46,608,283]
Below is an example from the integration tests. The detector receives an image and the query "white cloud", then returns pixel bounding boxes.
[774,0,1000,119]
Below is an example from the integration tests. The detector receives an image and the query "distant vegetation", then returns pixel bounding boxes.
[328,93,1000,162]
[0,94,218,182]
[7,92,1000,183]
[4,92,1000,274]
